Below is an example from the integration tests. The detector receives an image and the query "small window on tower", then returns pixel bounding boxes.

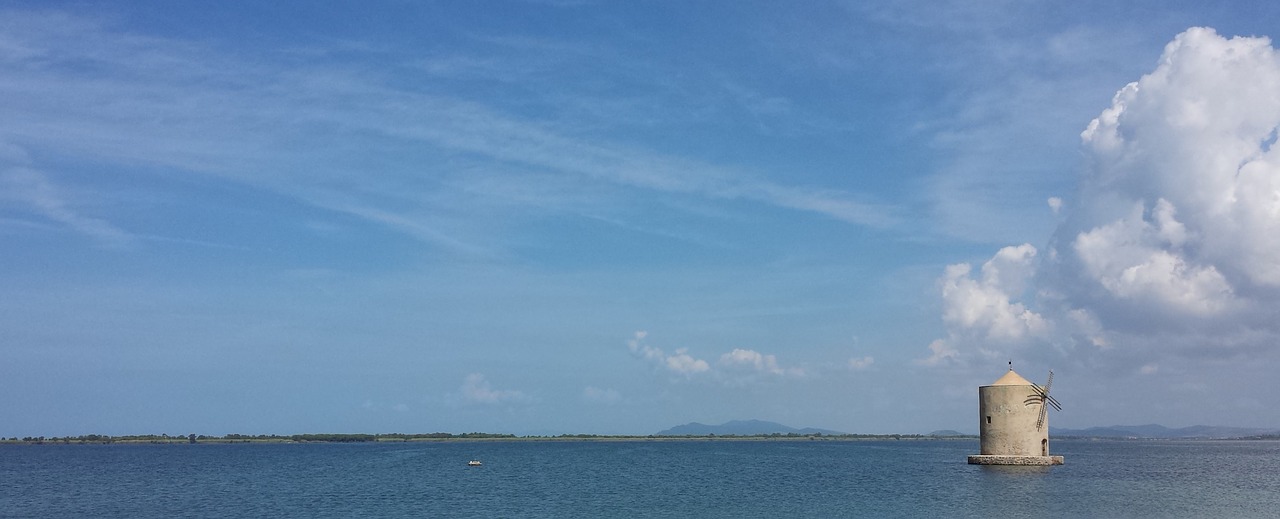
[986,416,991,424]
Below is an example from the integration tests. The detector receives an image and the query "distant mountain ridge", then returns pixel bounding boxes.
[657,420,846,436]
[654,420,1278,439]
[1051,424,1280,439]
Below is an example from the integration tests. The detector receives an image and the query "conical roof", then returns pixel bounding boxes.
[990,369,1034,386]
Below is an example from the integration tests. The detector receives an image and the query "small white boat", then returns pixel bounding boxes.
[467,460,482,466]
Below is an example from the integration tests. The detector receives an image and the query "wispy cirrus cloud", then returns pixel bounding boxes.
[830,3,1168,246]
[0,167,132,247]
[0,8,901,257]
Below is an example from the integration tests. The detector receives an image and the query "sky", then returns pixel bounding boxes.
[3,1,1280,437]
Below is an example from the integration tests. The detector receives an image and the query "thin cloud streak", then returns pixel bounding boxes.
[0,167,133,247]
[0,8,901,256]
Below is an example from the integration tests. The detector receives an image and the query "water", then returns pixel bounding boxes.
[2,439,1278,518]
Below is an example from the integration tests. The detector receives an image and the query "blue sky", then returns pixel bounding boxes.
[4,1,1280,436]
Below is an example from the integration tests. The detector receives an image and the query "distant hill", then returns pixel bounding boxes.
[1051,424,1280,439]
[653,421,1278,439]
[657,420,846,436]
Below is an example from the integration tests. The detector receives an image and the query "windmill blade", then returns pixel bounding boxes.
[1030,383,1061,410]
[1034,371,1064,407]
[1033,392,1049,429]
[1043,371,1061,411]
[1032,386,1062,410]
[1035,370,1061,430]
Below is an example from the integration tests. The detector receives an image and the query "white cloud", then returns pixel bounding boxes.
[917,339,959,367]
[1072,199,1234,316]
[1077,27,1280,290]
[718,348,805,377]
[926,27,1280,373]
[666,348,711,375]
[1065,308,1108,349]
[627,333,809,381]
[627,331,709,377]
[1047,197,1063,215]
[847,356,874,370]
[627,331,661,362]
[460,373,529,405]
[938,244,1047,343]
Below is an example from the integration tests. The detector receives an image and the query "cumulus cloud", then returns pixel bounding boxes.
[627,332,805,381]
[718,348,806,377]
[627,331,662,361]
[459,373,529,405]
[848,356,874,370]
[1072,199,1234,316]
[627,331,710,376]
[665,348,711,375]
[1075,27,1280,290]
[1068,27,1280,323]
[925,27,1280,371]
[918,339,959,367]
[938,244,1048,344]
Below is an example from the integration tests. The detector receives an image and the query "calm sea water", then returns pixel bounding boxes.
[2,439,1278,518]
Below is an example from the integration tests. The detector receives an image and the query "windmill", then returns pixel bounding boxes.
[971,366,1066,465]
[1031,370,1062,430]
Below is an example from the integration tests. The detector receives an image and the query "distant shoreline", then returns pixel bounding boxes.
[4,433,1278,445]
[7,433,1280,445]
[0,432,977,445]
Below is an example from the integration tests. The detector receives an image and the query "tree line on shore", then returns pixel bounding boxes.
[2,431,976,445]
[4,432,518,444]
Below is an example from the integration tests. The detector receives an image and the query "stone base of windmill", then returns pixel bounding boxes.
[967,455,1064,466]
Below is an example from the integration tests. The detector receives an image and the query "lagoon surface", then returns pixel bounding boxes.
[3,439,1279,518]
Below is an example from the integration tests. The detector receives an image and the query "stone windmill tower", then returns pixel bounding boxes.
[967,365,1064,466]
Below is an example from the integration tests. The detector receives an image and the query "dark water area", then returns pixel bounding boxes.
[2,439,1278,518]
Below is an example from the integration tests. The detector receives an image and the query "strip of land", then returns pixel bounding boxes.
[0,432,976,445]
